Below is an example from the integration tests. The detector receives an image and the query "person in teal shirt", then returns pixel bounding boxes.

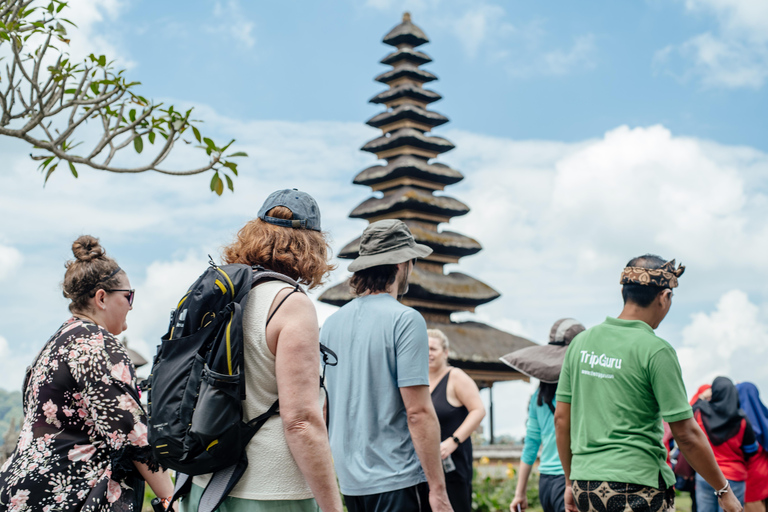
[502,318,586,512]
[554,254,743,512]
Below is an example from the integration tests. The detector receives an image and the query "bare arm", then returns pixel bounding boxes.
[400,385,453,512]
[270,290,343,512]
[554,401,577,512]
[441,369,485,459]
[133,462,177,511]
[670,417,742,512]
[510,461,533,512]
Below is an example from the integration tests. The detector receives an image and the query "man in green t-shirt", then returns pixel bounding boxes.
[555,254,742,512]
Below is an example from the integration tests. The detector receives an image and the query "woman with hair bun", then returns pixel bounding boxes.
[0,235,175,511]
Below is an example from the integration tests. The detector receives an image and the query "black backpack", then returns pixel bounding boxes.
[146,260,327,512]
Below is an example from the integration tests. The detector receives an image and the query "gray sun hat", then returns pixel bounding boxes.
[348,219,433,272]
[499,318,586,383]
[257,189,321,231]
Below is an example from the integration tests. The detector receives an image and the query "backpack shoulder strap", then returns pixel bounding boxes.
[251,266,303,292]
[250,267,303,326]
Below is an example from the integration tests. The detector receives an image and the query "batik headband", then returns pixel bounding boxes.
[620,259,685,288]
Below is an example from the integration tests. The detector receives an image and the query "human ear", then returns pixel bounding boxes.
[94,289,107,310]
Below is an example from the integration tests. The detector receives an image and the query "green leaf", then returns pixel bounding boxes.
[192,126,201,143]
[148,131,156,144]
[44,164,58,186]
[210,172,218,192]
[68,162,78,178]
[129,109,136,122]
[223,161,238,176]
[227,151,248,158]
[133,136,143,154]
[63,88,76,94]
[215,175,224,196]
[90,82,99,95]
[203,137,215,150]
[38,156,55,170]
[98,55,106,67]
[225,174,234,192]
[57,2,67,13]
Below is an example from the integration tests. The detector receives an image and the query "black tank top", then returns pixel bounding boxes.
[431,369,472,483]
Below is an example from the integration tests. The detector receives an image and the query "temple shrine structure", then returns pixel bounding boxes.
[319,13,535,439]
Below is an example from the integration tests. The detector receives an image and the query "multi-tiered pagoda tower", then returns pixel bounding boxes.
[320,13,533,388]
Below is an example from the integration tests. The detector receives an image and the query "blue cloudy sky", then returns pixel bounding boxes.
[0,0,767,437]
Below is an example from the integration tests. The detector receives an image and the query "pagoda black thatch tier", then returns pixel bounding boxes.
[362,128,454,155]
[367,104,448,130]
[340,223,481,259]
[349,187,469,220]
[375,64,437,85]
[354,156,462,188]
[370,83,442,105]
[319,13,535,388]
[383,12,429,47]
[381,47,432,66]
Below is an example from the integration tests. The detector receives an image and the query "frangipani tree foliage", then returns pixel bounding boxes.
[0,0,243,194]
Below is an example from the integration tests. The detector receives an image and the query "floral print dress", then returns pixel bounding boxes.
[0,317,156,512]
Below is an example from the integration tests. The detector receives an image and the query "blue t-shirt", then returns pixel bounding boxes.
[521,389,564,475]
[320,294,429,496]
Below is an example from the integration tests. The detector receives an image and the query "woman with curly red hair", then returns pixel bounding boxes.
[183,189,343,512]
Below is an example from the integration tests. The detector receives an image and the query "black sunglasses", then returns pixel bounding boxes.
[105,289,135,306]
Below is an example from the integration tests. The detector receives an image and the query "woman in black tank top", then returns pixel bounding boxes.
[428,329,486,512]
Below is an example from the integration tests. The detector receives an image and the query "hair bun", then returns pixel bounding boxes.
[72,235,105,262]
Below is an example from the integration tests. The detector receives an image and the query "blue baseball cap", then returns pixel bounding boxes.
[257,189,322,231]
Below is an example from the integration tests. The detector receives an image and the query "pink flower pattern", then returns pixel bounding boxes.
[0,318,153,511]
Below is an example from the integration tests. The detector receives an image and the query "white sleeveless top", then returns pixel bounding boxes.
[193,280,314,500]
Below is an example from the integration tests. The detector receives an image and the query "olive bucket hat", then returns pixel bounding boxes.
[499,318,586,383]
[348,219,433,272]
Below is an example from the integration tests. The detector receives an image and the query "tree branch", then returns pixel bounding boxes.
[0,0,246,192]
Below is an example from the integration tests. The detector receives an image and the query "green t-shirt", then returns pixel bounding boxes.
[555,317,693,488]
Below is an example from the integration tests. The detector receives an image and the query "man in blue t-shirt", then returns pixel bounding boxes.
[321,219,453,512]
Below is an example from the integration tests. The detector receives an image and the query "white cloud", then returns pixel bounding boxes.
[207,0,256,49]
[684,0,768,42]
[677,290,768,392]
[539,34,597,76]
[63,0,134,68]
[450,4,511,59]
[0,245,23,281]
[657,0,768,88]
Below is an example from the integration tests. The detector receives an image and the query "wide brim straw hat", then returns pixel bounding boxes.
[348,219,432,272]
[499,318,585,383]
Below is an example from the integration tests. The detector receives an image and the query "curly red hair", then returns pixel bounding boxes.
[222,206,335,289]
